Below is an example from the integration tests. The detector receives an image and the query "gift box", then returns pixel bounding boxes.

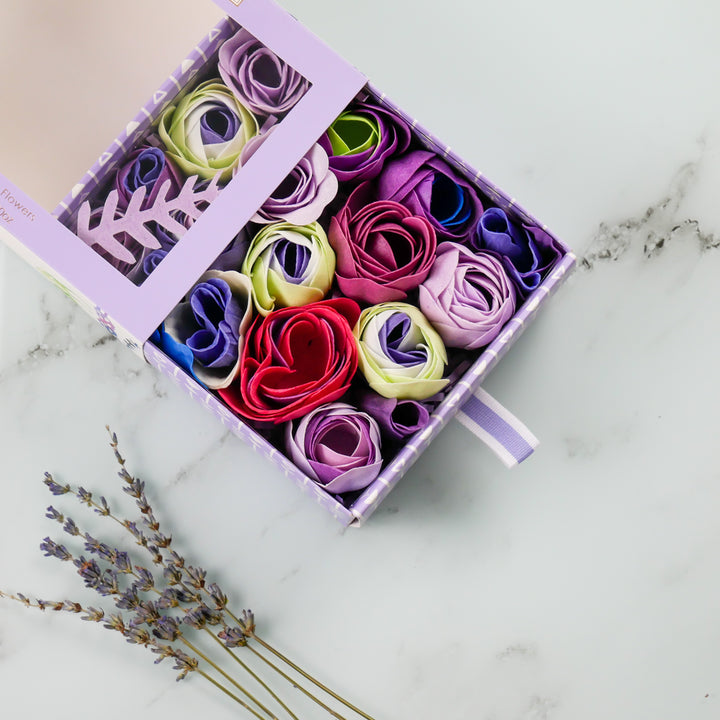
[0,0,575,525]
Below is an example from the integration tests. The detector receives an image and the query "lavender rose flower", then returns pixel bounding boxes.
[473,207,564,298]
[162,270,253,389]
[328,182,437,304]
[239,128,338,225]
[418,242,516,350]
[218,28,310,116]
[286,402,383,494]
[319,102,411,183]
[376,150,483,242]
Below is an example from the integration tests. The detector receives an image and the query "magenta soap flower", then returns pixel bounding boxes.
[286,402,383,494]
[218,28,310,117]
[163,270,253,390]
[319,102,411,183]
[376,150,483,242]
[328,182,437,304]
[418,242,516,350]
[239,128,338,225]
[474,207,564,298]
[114,146,184,212]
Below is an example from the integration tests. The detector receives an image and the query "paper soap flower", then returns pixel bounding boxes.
[418,242,516,350]
[358,391,431,442]
[239,129,338,225]
[218,28,310,116]
[159,80,258,183]
[376,150,483,242]
[474,207,564,298]
[354,303,448,400]
[162,270,253,389]
[319,102,411,183]
[286,402,383,494]
[219,298,361,424]
[114,146,184,212]
[328,183,437,304]
[243,222,336,316]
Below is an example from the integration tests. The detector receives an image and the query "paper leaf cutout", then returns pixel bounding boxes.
[76,175,221,265]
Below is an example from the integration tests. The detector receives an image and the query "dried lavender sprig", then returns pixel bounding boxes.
[105,429,376,720]
[0,589,267,716]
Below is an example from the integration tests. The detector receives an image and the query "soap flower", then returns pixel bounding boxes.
[328,182,437,304]
[376,150,483,242]
[357,391,432,442]
[286,402,383,494]
[354,302,447,401]
[239,128,338,225]
[418,242,515,350]
[114,146,184,212]
[159,80,258,183]
[319,102,411,183]
[473,207,564,298]
[160,270,253,389]
[218,27,310,116]
[242,221,336,316]
[219,298,361,424]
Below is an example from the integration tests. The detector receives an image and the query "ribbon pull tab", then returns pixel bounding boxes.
[455,387,538,468]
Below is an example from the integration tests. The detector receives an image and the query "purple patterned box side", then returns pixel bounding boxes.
[143,342,357,526]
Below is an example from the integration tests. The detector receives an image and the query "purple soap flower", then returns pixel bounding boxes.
[286,402,383,494]
[474,207,564,298]
[358,391,431,442]
[319,102,411,183]
[419,242,516,350]
[239,127,338,225]
[163,270,253,389]
[218,28,310,116]
[114,146,183,212]
[376,150,483,242]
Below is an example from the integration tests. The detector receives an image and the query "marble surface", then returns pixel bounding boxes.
[2,1,720,718]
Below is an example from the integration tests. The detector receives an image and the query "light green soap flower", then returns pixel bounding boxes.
[159,79,258,183]
[242,222,336,316]
[354,302,448,401]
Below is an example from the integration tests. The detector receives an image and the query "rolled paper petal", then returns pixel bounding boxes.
[376,150,483,242]
[159,80,258,183]
[328,182,437,304]
[357,391,431,442]
[219,298,361,424]
[163,270,253,389]
[218,28,310,116]
[115,146,184,212]
[473,207,564,297]
[418,242,516,350]
[354,302,448,400]
[239,128,338,225]
[286,402,383,494]
[243,221,336,315]
[319,102,411,183]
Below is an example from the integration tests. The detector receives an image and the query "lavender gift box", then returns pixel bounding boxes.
[0,0,575,525]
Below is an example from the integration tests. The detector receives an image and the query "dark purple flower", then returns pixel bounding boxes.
[376,150,483,242]
[40,538,72,561]
[218,626,248,648]
[473,207,564,298]
[114,146,183,212]
[358,391,432,442]
[152,616,181,642]
[43,473,69,496]
[320,102,411,183]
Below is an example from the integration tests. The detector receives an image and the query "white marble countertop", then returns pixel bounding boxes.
[2,1,720,718]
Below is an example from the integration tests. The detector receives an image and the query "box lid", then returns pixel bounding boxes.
[0,0,366,353]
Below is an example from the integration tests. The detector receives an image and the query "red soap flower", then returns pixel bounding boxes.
[218,298,361,424]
